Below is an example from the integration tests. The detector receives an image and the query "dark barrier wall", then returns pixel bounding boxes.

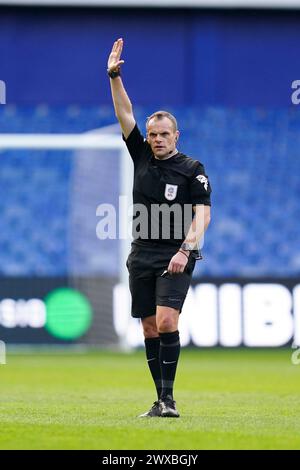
[0,7,300,106]
[0,277,299,347]
[0,277,118,345]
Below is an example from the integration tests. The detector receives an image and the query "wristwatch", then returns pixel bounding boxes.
[107,68,121,79]
[180,242,195,252]
[180,242,203,260]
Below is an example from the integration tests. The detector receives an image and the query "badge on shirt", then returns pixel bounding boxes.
[195,174,209,191]
[165,184,178,201]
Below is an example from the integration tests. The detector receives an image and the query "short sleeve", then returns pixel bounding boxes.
[190,162,212,206]
[122,124,149,165]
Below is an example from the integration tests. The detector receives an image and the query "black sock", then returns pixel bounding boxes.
[159,330,180,401]
[144,337,162,400]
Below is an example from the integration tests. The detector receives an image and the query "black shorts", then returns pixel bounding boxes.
[126,241,196,319]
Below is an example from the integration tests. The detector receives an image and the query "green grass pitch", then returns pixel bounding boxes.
[0,348,299,450]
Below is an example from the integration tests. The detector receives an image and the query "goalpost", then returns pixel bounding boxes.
[0,131,134,348]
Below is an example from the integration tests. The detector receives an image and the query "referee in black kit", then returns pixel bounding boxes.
[108,38,211,418]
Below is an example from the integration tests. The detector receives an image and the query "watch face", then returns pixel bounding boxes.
[182,243,194,251]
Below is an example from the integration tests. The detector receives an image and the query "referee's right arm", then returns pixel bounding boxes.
[108,38,136,139]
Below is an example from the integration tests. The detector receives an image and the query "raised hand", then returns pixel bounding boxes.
[107,38,125,72]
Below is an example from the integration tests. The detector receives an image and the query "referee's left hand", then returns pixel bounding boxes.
[167,251,189,274]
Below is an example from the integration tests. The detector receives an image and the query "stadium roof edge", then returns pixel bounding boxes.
[1,0,300,10]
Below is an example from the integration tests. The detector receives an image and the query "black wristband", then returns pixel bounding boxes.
[178,249,189,260]
[107,68,121,79]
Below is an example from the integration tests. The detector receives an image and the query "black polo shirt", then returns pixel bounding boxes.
[123,124,211,247]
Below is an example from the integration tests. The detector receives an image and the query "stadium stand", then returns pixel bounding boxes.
[0,105,299,278]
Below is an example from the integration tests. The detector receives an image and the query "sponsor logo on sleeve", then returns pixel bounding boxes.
[195,175,209,191]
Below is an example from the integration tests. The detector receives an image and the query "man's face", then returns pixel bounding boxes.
[146,117,179,159]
